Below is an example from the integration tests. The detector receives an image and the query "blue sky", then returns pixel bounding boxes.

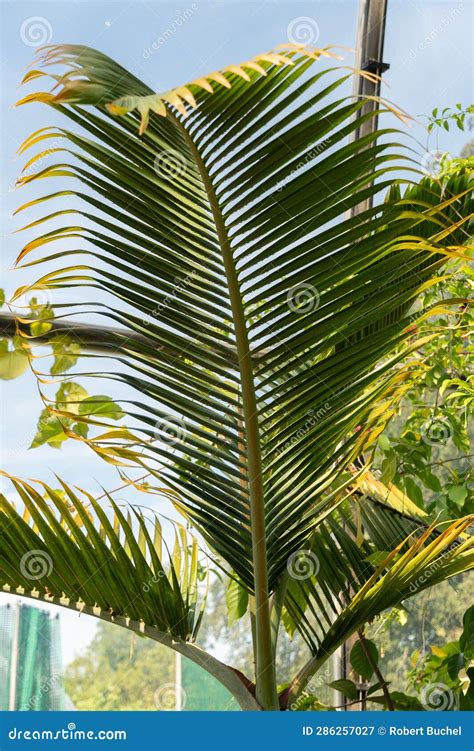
[0,0,472,667]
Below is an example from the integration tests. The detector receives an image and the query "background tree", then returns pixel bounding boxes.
[64,622,175,711]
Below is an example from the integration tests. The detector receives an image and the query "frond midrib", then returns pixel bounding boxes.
[165,109,278,708]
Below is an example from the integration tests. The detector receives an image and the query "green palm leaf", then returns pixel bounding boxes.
[282,475,442,652]
[10,42,473,708]
[0,472,260,709]
[13,44,472,587]
[0,472,202,640]
[284,512,473,706]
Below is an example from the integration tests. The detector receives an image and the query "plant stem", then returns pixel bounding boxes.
[357,629,395,712]
[357,630,394,710]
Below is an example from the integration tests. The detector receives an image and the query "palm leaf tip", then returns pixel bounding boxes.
[18,42,346,134]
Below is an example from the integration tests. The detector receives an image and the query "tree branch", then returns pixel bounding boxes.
[356,629,394,711]
[0,311,242,365]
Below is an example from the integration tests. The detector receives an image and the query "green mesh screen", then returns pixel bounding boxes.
[182,658,239,710]
[1,604,241,710]
[0,603,66,710]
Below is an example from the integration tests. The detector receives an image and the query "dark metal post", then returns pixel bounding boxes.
[338,0,390,709]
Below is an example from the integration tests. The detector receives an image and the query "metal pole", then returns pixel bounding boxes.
[338,0,390,709]
[352,0,389,140]
[175,651,182,711]
[350,0,390,215]
[0,311,241,366]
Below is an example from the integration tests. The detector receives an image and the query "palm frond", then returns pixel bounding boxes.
[281,471,473,657]
[12,43,473,595]
[0,473,203,641]
[285,512,473,704]
[0,473,264,709]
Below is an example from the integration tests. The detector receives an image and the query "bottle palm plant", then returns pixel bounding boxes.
[1,43,472,711]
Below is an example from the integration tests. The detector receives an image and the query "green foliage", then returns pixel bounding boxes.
[0,291,123,445]
[30,383,123,448]
[405,629,473,711]
[0,337,29,380]
[225,577,248,626]
[27,298,53,336]
[374,260,473,518]
[426,104,474,133]
[30,382,88,448]
[50,334,80,375]
[350,638,379,681]
[0,476,205,641]
[363,585,474,711]
[0,288,29,379]
[324,602,474,711]
[78,395,125,420]
[438,155,474,179]
[64,622,174,710]
[381,692,423,711]
[328,679,357,700]
[459,605,474,660]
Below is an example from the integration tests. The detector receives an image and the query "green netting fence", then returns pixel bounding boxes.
[0,603,66,710]
[181,657,239,710]
[0,602,244,710]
